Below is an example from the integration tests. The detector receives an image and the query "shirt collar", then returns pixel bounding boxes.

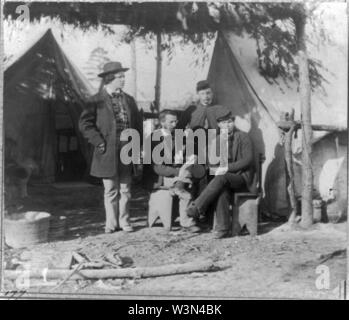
[198,101,213,108]
[198,102,209,108]
[160,128,174,137]
[105,86,123,97]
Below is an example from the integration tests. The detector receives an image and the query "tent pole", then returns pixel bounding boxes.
[130,38,138,100]
[154,31,162,112]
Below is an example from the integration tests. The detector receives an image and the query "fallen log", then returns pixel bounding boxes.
[318,249,346,264]
[5,259,218,281]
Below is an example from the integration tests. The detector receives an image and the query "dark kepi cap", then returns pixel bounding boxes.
[196,80,211,92]
[215,105,235,122]
[98,61,129,78]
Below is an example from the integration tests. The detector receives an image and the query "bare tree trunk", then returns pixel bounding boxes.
[130,38,138,100]
[284,111,298,225]
[294,9,313,228]
[154,31,162,112]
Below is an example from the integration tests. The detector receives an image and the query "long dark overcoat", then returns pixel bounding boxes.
[79,89,143,178]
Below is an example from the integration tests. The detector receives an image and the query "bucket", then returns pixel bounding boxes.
[4,211,51,248]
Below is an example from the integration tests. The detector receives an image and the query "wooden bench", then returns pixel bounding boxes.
[148,177,182,231]
[148,155,264,234]
[148,188,175,230]
[231,153,264,236]
[148,166,205,231]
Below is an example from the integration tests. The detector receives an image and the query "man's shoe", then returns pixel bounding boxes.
[198,214,207,223]
[105,228,115,234]
[212,230,230,239]
[182,225,202,233]
[186,204,201,219]
[122,225,134,233]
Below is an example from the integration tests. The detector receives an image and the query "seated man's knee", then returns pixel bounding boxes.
[212,174,228,186]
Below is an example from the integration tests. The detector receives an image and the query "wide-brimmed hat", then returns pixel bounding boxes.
[98,61,129,78]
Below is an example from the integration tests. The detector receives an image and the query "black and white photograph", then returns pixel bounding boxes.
[0,0,348,300]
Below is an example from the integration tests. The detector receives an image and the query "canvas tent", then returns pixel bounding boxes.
[208,32,287,216]
[295,131,348,220]
[207,31,347,217]
[4,29,93,183]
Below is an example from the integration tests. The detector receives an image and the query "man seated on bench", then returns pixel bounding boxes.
[147,109,205,233]
[186,106,255,239]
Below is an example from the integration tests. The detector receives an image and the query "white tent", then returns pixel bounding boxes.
[206,27,346,216]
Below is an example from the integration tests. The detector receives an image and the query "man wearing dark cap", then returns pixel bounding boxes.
[79,61,143,233]
[179,80,221,130]
[186,106,255,239]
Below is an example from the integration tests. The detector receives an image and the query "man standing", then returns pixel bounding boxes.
[186,106,255,239]
[179,80,224,202]
[79,61,143,233]
[179,80,221,130]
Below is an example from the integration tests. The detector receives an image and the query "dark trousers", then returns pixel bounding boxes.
[194,173,246,232]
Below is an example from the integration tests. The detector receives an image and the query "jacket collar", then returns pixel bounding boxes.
[198,102,213,109]
[104,86,123,97]
[99,87,126,99]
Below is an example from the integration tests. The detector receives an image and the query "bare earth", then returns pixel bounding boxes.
[2,184,347,299]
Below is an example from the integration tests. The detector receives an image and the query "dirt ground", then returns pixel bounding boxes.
[2,184,347,299]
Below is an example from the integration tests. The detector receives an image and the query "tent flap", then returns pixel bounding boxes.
[207,32,290,216]
[4,29,94,182]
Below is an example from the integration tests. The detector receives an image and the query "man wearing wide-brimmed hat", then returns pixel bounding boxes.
[79,61,143,233]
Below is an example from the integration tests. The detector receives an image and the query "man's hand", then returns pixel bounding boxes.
[174,150,184,164]
[177,154,197,180]
[184,154,198,166]
[97,142,106,154]
[178,167,192,180]
[213,166,227,176]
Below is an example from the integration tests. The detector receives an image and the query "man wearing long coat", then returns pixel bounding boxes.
[79,61,143,233]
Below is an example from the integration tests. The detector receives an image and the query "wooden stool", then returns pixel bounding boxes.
[232,193,259,236]
[148,189,174,230]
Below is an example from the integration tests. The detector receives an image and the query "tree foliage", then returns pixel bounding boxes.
[4,2,330,90]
